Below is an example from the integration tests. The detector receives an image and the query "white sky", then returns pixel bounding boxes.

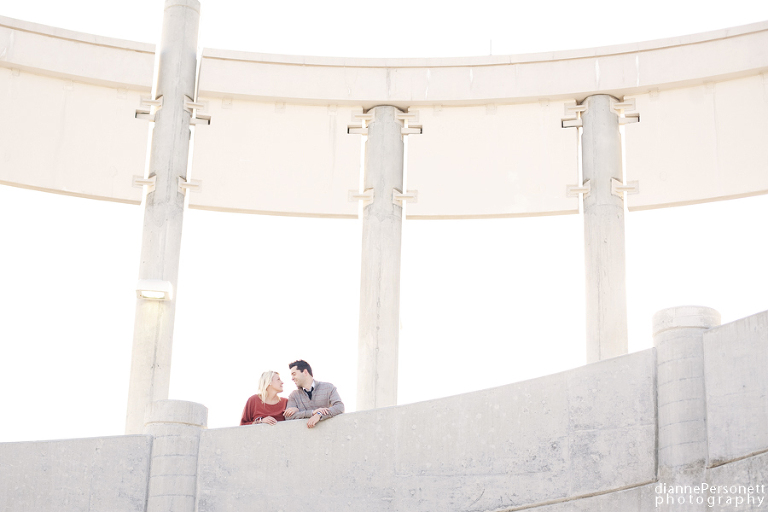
[1,0,768,443]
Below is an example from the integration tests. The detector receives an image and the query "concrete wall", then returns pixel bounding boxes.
[196,350,656,511]
[2,310,768,511]
[704,310,768,466]
[0,435,152,512]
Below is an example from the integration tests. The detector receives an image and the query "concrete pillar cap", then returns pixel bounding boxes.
[652,305,721,336]
[144,399,208,428]
[584,93,621,102]
[164,0,200,12]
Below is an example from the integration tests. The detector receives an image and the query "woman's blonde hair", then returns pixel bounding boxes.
[257,371,279,402]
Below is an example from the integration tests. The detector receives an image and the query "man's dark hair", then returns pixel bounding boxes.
[289,359,313,376]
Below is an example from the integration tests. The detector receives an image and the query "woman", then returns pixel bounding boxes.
[240,371,288,425]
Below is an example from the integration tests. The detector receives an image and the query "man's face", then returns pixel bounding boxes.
[290,366,311,389]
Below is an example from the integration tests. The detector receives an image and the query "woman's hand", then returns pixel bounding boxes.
[260,416,278,426]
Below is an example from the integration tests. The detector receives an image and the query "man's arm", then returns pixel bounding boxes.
[285,391,313,420]
[319,384,344,420]
[291,408,314,419]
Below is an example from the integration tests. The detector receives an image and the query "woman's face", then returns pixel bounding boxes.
[269,373,283,393]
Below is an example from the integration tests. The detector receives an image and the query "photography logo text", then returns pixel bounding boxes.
[655,483,766,508]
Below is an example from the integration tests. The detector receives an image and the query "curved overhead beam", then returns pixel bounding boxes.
[3,14,767,107]
[0,16,154,90]
[198,22,768,107]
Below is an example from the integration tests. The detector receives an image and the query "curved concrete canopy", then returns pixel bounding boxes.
[1,15,768,216]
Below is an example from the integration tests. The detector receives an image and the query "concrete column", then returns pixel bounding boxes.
[581,94,629,363]
[653,306,720,480]
[357,106,404,411]
[144,400,207,512]
[125,0,200,435]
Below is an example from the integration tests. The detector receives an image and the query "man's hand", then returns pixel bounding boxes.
[284,407,299,418]
[312,408,330,416]
[307,413,321,428]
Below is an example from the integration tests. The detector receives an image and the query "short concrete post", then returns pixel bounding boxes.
[357,106,405,411]
[125,0,201,435]
[143,400,207,512]
[653,306,720,481]
[581,94,629,363]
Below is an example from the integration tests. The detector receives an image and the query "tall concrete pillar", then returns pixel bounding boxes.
[581,94,629,363]
[125,0,200,435]
[144,400,207,512]
[653,306,720,511]
[357,106,405,411]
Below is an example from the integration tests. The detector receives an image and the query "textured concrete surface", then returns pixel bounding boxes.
[704,310,768,465]
[532,483,655,511]
[196,350,656,512]
[708,452,768,512]
[0,436,151,512]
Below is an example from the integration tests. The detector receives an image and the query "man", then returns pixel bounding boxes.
[284,359,344,428]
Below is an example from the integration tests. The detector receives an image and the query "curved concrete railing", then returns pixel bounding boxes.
[195,350,656,511]
[3,306,768,512]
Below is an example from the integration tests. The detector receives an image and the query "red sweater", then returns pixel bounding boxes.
[240,395,288,425]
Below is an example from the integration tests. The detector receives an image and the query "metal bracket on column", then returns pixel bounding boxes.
[396,111,423,135]
[190,115,211,126]
[135,96,163,121]
[566,180,591,197]
[611,179,639,198]
[185,97,211,126]
[561,103,586,128]
[395,111,419,125]
[135,109,152,121]
[132,175,156,193]
[184,99,206,112]
[348,113,374,135]
[392,189,418,207]
[348,189,374,207]
[178,177,202,195]
[611,98,640,125]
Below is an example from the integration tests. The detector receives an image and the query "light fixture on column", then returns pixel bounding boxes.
[136,279,173,301]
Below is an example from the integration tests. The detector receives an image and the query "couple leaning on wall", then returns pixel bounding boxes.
[240,359,344,429]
